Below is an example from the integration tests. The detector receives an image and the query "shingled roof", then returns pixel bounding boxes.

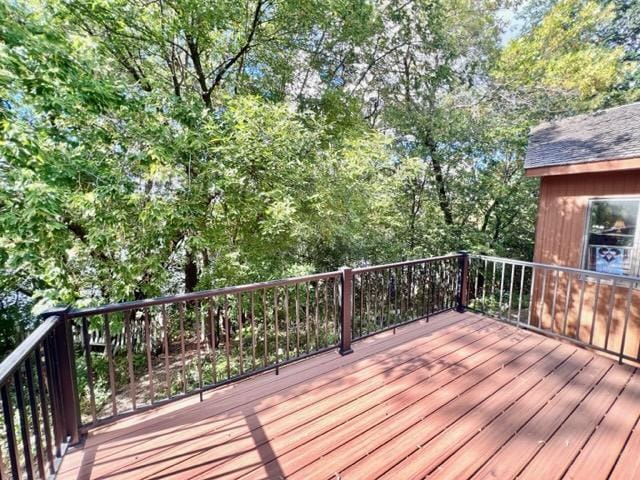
[525,102,640,170]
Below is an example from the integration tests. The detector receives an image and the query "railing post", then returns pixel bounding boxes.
[43,308,81,445]
[456,251,470,313]
[340,267,354,355]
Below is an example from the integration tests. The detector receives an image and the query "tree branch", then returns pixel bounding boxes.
[208,0,264,94]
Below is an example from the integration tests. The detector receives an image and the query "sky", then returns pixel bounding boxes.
[497,7,525,45]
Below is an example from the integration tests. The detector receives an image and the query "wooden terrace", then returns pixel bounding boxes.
[57,310,640,479]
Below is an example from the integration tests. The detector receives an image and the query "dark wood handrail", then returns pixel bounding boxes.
[0,307,79,479]
[67,270,342,318]
[0,315,60,387]
[352,254,461,274]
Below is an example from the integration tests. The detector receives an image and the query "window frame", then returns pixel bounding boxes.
[581,196,640,278]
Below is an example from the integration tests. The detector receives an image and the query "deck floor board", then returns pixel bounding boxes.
[58,311,637,480]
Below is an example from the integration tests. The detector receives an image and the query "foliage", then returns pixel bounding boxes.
[498,0,639,110]
[0,0,638,344]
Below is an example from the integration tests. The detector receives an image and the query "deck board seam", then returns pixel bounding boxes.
[558,367,637,480]
[246,327,540,479]
[142,321,518,479]
[81,313,477,449]
[371,343,579,480]
[509,363,615,479]
[420,351,597,478]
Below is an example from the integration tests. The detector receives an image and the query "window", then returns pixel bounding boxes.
[583,198,640,277]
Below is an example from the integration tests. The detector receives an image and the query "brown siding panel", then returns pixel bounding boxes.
[532,171,640,361]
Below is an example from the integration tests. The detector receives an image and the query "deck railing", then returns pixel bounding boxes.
[65,271,344,429]
[465,255,640,364]
[350,255,460,341]
[0,310,80,480]
[2,252,639,478]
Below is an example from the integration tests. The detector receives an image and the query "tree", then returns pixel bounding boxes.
[496,0,639,112]
[1,0,390,317]
[2,0,638,332]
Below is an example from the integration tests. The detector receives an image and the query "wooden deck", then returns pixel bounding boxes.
[58,311,640,480]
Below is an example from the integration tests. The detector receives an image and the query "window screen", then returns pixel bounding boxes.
[583,199,640,276]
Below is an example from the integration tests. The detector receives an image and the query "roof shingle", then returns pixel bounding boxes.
[525,102,640,169]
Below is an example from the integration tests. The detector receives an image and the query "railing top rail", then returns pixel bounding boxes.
[352,254,461,274]
[0,314,61,386]
[67,270,342,318]
[471,254,640,284]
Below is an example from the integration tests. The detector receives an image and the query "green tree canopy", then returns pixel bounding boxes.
[0,0,638,331]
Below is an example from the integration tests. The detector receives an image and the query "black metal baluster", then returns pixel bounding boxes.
[14,368,35,480]
[47,337,67,458]
[284,288,290,360]
[209,299,218,384]
[194,301,203,396]
[1,384,21,479]
[144,308,154,404]
[263,289,269,366]
[103,314,117,415]
[314,282,319,349]
[333,277,339,343]
[305,283,310,353]
[0,439,7,479]
[223,295,231,380]
[295,284,301,355]
[374,273,380,332]
[324,281,329,346]
[34,346,54,475]
[25,356,46,479]
[237,295,244,374]
[179,303,187,393]
[81,317,97,423]
[44,338,63,457]
[161,305,171,399]
[251,291,257,370]
[124,311,136,410]
[274,288,280,373]
[358,274,364,335]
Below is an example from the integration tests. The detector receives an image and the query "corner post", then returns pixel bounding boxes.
[44,308,81,445]
[340,267,354,355]
[456,251,470,313]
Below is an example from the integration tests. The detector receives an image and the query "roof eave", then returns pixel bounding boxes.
[525,156,640,177]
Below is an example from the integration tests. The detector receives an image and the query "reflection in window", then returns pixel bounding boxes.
[583,199,640,276]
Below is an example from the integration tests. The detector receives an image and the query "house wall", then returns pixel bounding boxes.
[531,170,640,361]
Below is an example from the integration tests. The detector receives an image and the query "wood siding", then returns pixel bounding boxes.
[532,171,640,360]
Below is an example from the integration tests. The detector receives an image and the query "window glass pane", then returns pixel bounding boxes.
[585,199,639,275]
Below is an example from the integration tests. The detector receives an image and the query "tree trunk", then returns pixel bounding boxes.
[185,252,198,293]
[424,136,453,225]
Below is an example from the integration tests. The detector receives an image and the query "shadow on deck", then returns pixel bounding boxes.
[58,311,640,480]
